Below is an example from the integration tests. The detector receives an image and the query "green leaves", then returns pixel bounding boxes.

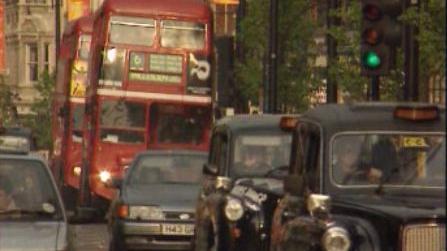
[235,0,317,112]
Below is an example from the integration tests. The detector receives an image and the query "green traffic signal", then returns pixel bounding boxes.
[362,51,381,69]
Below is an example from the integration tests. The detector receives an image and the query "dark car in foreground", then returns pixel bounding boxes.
[193,114,294,251]
[270,103,445,251]
[0,153,68,250]
[108,150,208,251]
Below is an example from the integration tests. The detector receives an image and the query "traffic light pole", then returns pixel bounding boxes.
[369,76,380,101]
[326,0,339,103]
[403,0,419,101]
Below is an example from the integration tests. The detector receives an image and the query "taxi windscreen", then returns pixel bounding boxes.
[232,134,292,177]
[331,133,445,188]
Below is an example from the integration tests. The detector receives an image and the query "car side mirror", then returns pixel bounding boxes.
[284,174,305,195]
[203,163,218,176]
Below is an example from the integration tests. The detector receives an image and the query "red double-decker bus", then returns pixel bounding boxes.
[78,0,213,209]
[51,15,93,208]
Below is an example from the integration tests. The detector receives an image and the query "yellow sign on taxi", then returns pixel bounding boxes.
[402,137,428,148]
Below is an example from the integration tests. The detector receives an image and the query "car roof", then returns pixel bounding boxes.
[0,153,46,162]
[302,102,445,134]
[215,114,293,132]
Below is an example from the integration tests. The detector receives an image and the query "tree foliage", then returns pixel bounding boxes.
[235,0,317,112]
[22,71,55,149]
[235,0,444,106]
[0,77,19,126]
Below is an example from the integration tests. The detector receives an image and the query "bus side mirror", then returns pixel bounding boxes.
[203,163,218,176]
[284,174,305,195]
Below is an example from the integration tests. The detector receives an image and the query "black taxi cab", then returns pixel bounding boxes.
[270,102,445,251]
[193,114,294,251]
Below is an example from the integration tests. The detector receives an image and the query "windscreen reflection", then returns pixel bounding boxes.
[331,133,445,187]
[129,154,207,185]
[0,159,62,219]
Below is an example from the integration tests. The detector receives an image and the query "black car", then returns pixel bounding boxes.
[108,150,207,251]
[193,114,294,251]
[270,103,445,251]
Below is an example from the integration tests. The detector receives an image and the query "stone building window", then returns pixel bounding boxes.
[44,43,50,72]
[26,43,38,84]
[25,0,46,4]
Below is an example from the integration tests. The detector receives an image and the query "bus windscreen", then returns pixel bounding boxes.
[109,16,155,46]
[161,20,205,50]
[99,100,146,144]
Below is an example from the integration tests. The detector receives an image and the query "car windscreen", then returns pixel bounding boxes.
[331,133,445,188]
[128,154,207,185]
[100,100,146,144]
[0,159,63,220]
[232,133,292,177]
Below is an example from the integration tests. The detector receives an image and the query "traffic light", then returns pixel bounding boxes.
[360,0,402,76]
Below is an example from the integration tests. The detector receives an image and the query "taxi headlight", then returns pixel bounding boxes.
[321,226,351,251]
[129,206,165,220]
[224,198,244,221]
[99,170,111,183]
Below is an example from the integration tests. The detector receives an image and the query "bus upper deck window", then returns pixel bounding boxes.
[78,35,91,60]
[109,16,155,46]
[161,20,205,50]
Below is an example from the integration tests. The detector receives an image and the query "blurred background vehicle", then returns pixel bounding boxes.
[107,150,207,251]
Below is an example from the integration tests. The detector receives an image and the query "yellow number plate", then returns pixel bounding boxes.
[161,224,194,236]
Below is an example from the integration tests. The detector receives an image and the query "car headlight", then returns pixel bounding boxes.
[224,198,244,221]
[321,226,351,251]
[129,206,165,220]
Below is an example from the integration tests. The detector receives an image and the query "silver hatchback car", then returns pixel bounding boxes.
[0,153,69,251]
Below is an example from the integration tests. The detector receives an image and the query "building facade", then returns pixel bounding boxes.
[3,0,56,115]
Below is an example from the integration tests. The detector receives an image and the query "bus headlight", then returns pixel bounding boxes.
[73,166,82,176]
[99,170,111,183]
[224,198,244,221]
[321,226,351,251]
[129,206,165,220]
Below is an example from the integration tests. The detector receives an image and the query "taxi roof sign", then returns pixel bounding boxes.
[393,105,440,121]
